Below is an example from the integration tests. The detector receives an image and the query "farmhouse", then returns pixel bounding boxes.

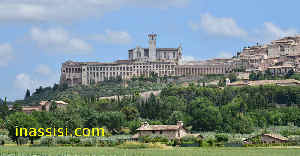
[244,133,288,144]
[134,121,188,139]
[9,100,69,114]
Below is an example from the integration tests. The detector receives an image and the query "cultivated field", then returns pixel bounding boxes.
[0,147,300,156]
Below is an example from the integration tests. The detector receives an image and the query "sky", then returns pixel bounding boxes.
[1,0,300,101]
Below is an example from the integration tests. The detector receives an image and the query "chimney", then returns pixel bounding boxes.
[142,121,149,127]
[177,121,183,127]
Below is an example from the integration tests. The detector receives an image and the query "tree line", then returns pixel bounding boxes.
[1,83,300,144]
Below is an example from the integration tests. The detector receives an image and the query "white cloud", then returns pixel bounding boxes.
[253,22,298,42]
[30,27,92,53]
[0,43,13,67]
[14,69,59,94]
[92,29,132,45]
[182,55,196,62]
[189,13,247,38]
[14,73,42,92]
[35,64,52,76]
[0,0,189,23]
[218,52,233,58]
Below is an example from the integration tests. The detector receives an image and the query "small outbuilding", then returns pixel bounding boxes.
[244,133,288,144]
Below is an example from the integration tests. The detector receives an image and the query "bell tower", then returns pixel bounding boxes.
[148,33,157,61]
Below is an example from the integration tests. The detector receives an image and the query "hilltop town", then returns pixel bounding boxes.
[60,34,300,87]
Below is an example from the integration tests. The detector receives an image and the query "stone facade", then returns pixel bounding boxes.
[60,34,233,87]
[9,101,68,114]
[135,121,188,139]
[235,36,300,72]
[228,79,300,87]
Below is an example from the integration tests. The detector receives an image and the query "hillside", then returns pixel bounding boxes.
[17,80,166,106]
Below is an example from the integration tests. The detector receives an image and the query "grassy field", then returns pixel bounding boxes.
[0,146,300,156]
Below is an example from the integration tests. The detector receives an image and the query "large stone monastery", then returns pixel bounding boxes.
[60,34,232,86]
[60,34,300,86]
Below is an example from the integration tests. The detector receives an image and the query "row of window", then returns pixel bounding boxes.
[86,65,175,71]
[87,71,175,77]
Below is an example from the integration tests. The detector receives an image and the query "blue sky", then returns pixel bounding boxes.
[1,0,300,100]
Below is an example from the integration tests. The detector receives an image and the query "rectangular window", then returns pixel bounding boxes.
[160,131,162,134]
[152,131,155,134]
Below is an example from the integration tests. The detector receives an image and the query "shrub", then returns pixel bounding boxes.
[70,137,81,144]
[0,135,8,146]
[206,138,216,147]
[0,139,4,145]
[40,136,55,146]
[18,137,28,145]
[180,135,197,144]
[139,135,169,143]
[173,138,181,146]
[215,134,229,143]
[120,128,131,135]
[80,138,96,146]
[55,136,71,145]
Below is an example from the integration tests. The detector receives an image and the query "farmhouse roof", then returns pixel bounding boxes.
[137,125,181,131]
[264,134,288,141]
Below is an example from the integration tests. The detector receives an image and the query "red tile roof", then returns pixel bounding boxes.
[137,125,180,131]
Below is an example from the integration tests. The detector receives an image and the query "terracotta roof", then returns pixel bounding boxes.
[22,106,41,111]
[114,60,130,64]
[55,101,68,105]
[137,125,180,131]
[263,134,288,141]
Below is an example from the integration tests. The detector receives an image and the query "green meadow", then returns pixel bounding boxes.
[1,147,300,156]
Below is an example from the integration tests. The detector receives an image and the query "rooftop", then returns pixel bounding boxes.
[137,125,181,131]
[264,134,288,141]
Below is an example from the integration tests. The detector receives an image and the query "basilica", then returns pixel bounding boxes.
[60,34,232,86]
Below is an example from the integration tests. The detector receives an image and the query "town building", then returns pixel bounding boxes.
[228,79,300,87]
[134,121,188,139]
[10,101,68,114]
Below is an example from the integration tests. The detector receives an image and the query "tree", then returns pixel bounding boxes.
[121,106,140,121]
[158,96,186,120]
[24,89,31,100]
[11,102,22,112]
[249,72,257,81]
[53,109,83,135]
[228,73,237,82]
[52,83,59,91]
[97,111,126,132]
[189,98,222,131]
[0,118,4,129]
[128,119,142,134]
[0,97,9,119]
[49,101,57,112]
[218,77,226,87]
[166,111,191,125]
[5,112,40,145]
